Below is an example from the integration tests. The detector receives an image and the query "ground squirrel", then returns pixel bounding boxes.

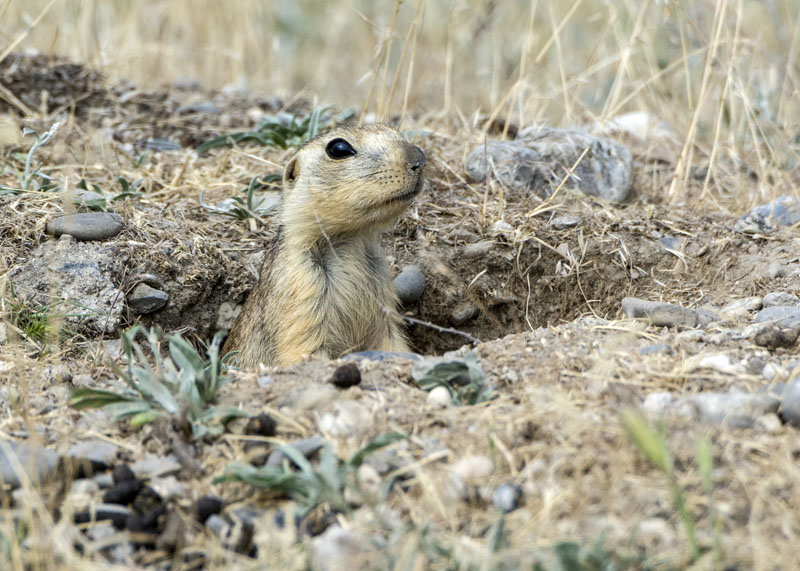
[223,124,425,368]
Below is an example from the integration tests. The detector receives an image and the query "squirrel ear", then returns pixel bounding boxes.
[283,156,300,190]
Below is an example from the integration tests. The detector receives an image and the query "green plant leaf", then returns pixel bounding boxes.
[130,409,161,427]
[69,388,135,409]
[348,432,407,468]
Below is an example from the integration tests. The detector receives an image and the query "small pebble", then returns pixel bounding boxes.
[621,297,697,328]
[427,386,452,408]
[735,195,800,234]
[750,323,800,349]
[695,306,723,328]
[452,455,494,487]
[449,228,480,242]
[195,495,223,524]
[639,343,672,356]
[47,212,123,241]
[318,401,371,437]
[329,362,361,389]
[130,454,181,479]
[393,265,426,304]
[492,483,523,513]
[549,214,581,230]
[756,413,783,434]
[451,303,479,325]
[127,283,169,314]
[462,240,493,259]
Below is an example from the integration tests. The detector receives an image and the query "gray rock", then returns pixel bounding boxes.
[643,391,779,428]
[749,323,800,349]
[9,237,125,334]
[462,240,493,259]
[393,265,425,304]
[451,304,479,325]
[266,435,326,467]
[216,301,241,330]
[130,454,181,479]
[780,378,800,427]
[639,343,673,356]
[754,306,800,328]
[69,440,119,468]
[763,292,800,308]
[0,440,60,488]
[658,236,683,252]
[735,196,800,234]
[127,283,169,314]
[492,483,523,513]
[694,392,779,427]
[621,297,697,328]
[465,126,633,202]
[549,215,581,230]
[47,212,123,241]
[696,306,723,328]
[449,228,480,242]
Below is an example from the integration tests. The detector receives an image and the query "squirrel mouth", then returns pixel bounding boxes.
[385,175,424,205]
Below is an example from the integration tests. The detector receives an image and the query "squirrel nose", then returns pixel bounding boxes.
[407,145,426,172]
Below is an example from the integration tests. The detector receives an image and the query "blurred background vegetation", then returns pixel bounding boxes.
[2,0,799,196]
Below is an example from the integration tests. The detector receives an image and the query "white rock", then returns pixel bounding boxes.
[452,455,495,487]
[426,386,452,408]
[318,400,371,438]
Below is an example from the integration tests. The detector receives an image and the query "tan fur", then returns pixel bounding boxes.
[223,124,425,368]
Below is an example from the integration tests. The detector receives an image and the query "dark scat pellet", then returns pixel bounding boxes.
[112,464,136,484]
[245,413,278,437]
[132,486,163,514]
[330,362,361,388]
[195,495,223,524]
[103,479,143,505]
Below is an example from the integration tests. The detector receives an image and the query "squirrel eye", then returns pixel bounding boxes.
[326,138,357,159]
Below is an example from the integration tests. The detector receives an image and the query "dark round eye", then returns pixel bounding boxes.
[326,138,356,159]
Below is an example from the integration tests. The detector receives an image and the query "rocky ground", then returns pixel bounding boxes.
[2,54,800,569]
